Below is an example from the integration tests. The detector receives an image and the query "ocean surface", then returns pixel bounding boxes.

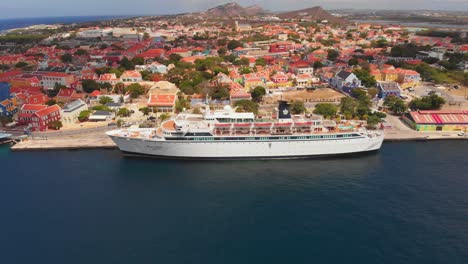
[0,16,133,31]
[0,141,467,264]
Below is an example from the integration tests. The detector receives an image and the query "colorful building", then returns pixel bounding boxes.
[377,82,401,99]
[30,104,62,131]
[403,110,468,132]
[0,82,11,101]
[0,97,18,117]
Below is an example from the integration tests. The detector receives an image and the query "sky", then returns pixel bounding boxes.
[0,0,467,19]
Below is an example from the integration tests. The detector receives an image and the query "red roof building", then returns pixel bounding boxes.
[30,104,62,131]
[147,94,176,112]
[18,104,47,125]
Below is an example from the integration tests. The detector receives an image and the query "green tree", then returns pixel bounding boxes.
[353,69,376,87]
[61,53,73,63]
[99,82,113,92]
[251,86,266,103]
[367,87,379,99]
[339,97,357,119]
[366,115,381,129]
[209,85,230,100]
[109,68,124,78]
[351,88,371,106]
[99,96,114,105]
[78,110,92,122]
[45,99,57,106]
[313,61,324,69]
[175,97,191,113]
[139,107,151,116]
[131,57,144,66]
[15,62,28,68]
[255,58,267,67]
[313,103,337,118]
[119,57,134,70]
[217,47,227,56]
[234,100,259,115]
[48,121,63,130]
[143,32,150,41]
[409,94,446,110]
[217,38,228,46]
[327,49,340,61]
[159,113,171,122]
[82,79,100,93]
[117,108,131,117]
[356,104,371,119]
[348,58,359,66]
[125,83,145,98]
[169,53,182,62]
[233,57,250,66]
[384,95,408,115]
[291,100,307,115]
[239,66,252,74]
[227,40,243,50]
[47,83,65,98]
[114,82,125,94]
[74,49,88,56]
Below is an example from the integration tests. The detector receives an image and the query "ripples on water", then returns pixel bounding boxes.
[0,141,467,264]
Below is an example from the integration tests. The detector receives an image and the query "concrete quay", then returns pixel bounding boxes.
[11,132,117,151]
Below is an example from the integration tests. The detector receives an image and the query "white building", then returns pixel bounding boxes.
[135,62,168,74]
[77,29,112,38]
[120,70,142,83]
[295,67,314,75]
[61,99,88,124]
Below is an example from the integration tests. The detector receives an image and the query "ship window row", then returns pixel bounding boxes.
[168,134,361,141]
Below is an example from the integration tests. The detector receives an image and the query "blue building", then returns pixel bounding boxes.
[378,81,401,99]
[0,98,18,117]
[0,82,11,102]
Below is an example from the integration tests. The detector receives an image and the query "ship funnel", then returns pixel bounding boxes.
[278,101,292,120]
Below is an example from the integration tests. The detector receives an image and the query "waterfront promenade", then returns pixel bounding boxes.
[11,127,117,151]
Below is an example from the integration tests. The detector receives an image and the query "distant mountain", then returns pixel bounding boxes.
[278,6,346,24]
[201,2,267,17]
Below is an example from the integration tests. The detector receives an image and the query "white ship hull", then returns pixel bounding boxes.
[108,133,384,159]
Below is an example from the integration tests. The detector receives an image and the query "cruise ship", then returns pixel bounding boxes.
[107,101,384,159]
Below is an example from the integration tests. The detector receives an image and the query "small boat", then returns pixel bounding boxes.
[0,132,13,145]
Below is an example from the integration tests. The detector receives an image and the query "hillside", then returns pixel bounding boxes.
[201,2,267,17]
[278,6,346,24]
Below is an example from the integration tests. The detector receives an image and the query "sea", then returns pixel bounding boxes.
[0,16,134,31]
[0,141,467,264]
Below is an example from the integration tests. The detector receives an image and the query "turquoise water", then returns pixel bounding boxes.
[0,142,467,263]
